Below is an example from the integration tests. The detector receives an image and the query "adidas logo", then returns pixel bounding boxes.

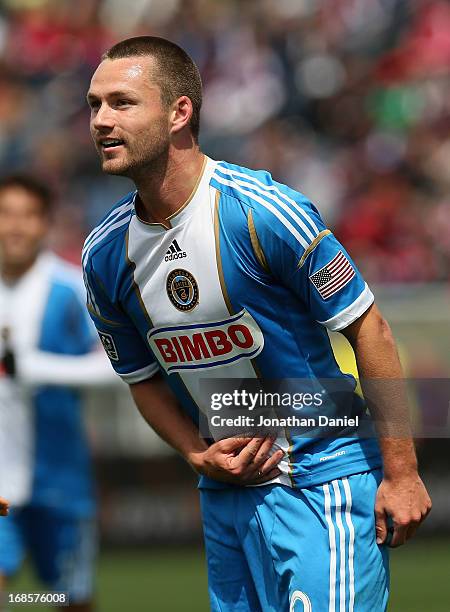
[164,239,187,262]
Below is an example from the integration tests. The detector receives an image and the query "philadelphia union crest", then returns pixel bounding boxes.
[166,269,199,312]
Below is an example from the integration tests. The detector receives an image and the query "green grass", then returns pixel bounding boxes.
[7,540,450,611]
[389,539,450,612]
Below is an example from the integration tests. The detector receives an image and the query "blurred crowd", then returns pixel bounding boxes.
[0,0,449,282]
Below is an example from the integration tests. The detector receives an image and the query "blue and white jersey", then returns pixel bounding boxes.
[83,157,381,488]
[0,252,97,515]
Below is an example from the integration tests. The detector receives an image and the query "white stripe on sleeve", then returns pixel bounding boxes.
[82,214,132,267]
[83,199,134,254]
[218,164,320,235]
[212,174,310,250]
[216,166,318,241]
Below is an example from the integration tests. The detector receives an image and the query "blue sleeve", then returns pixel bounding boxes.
[69,291,98,354]
[83,258,159,383]
[251,194,374,331]
[42,283,97,355]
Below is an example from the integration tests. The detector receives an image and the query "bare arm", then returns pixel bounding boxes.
[341,303,431,547]
[130,374,283,485]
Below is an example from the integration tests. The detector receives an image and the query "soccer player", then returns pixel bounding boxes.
[0,175,115,611]
[84,36,431,611]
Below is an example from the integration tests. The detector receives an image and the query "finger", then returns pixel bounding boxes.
[375,508,388,545]
[249,436,277,468]
[234,437,267,467]
[405,522,420,542]
[250,468,282,485]
[260,449,285,474]
[247,448,283,480]
[216,436,253,453]
[405,512,425,542]
[389,523,409,548]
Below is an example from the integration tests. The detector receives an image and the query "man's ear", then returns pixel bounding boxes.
[170,96,193,136]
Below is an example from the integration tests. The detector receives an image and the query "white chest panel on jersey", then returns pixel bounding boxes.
[0,253,53,506]
[127,159,291,485]
[128,173,259,394]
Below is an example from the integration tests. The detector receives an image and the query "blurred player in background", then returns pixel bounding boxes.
[0,498,8,517]
[84,37,431,611]
[0,176,116,611]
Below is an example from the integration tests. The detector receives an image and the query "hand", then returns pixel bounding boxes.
[0,496,9,516]
[188,436,284,485]
[375,472,431,547]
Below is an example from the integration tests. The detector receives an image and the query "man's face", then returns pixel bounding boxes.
[87,57,171,177]
[0,187,49,268]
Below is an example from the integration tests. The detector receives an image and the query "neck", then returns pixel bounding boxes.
[133,145,205,227]
[1,256,39,283]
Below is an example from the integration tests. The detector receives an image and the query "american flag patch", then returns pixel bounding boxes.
[309,251,355,300]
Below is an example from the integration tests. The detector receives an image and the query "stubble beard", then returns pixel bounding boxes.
[101,123,170,183]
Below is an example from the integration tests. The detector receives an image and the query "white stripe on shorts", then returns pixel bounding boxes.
[324,478,356,612]
[323,483,337,612]
[342,477,355,612]
[332,480,346,612]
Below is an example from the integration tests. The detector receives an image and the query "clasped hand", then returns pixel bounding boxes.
[189,436,284,485]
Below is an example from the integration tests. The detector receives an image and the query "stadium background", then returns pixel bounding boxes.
[0,0,449,610]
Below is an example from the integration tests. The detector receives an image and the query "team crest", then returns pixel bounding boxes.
[166,269,199,312]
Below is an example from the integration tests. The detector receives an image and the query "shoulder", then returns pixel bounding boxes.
[82,191,135,273]
[210,160,325,251]
[211,160,277,209]
[46,254,87,308]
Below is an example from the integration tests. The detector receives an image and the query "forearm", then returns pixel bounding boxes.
[130,374,208,463]
[130,376,283,484]
[343,304,418,476]
[342,304,431,546]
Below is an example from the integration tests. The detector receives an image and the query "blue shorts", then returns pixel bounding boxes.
[200,469,389,611]
[0,506,97,603]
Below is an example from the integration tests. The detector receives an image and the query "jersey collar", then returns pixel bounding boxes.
[133,156,217,231]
